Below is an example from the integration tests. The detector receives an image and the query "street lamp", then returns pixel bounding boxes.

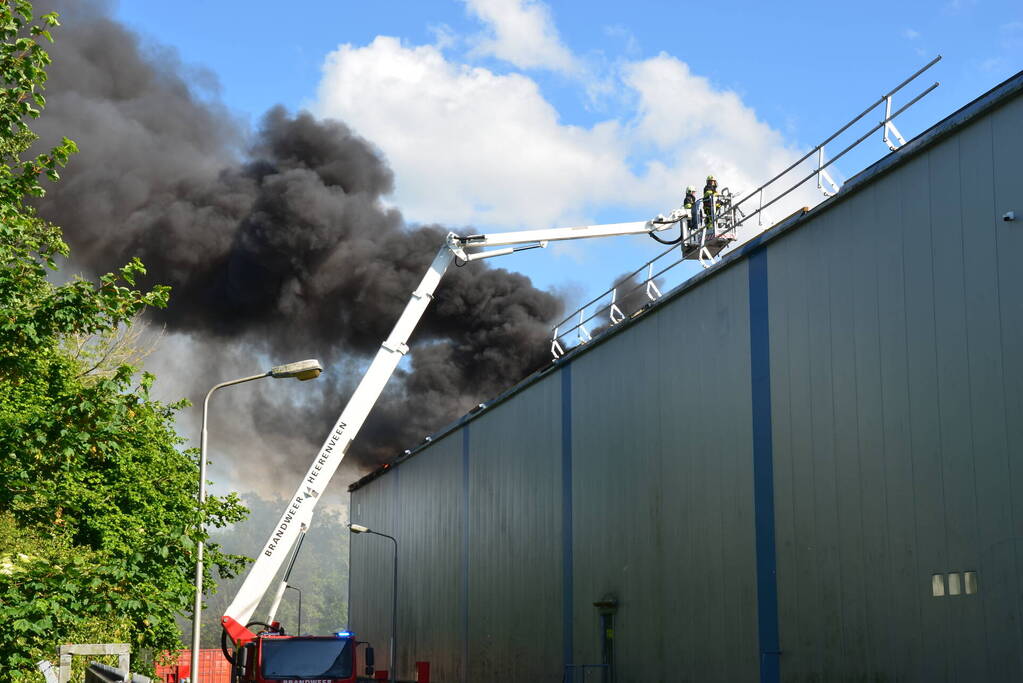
[285,584,303,635]
[349,523,398,683]
[190,359,323,683]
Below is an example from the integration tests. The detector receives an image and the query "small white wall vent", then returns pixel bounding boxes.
[932,570,978,597]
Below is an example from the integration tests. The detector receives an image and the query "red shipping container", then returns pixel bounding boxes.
[154,649,231,683]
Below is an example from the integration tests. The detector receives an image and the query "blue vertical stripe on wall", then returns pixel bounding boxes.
[749,248,780,683]
[561,365,574,672]
[461,426,470,683]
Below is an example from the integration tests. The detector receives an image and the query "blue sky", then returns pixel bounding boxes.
[112,0,1022,305]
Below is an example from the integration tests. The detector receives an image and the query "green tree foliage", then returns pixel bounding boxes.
[0,1,248,676]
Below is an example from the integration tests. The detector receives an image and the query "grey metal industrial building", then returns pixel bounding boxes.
[348,70,1023,682]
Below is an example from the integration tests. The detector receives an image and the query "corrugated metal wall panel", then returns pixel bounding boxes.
[959,111,1008,679]
[903,150,950,683]
[929,130,988,680]
[350,432,466,681]
[465,374,563,683]
[397,434,465,680]
[846,184,893,678]
[872,167,923,682]
[569,261,757,682]
[349,461,400,671]
[569,308,668,681]
[770,213,819,679]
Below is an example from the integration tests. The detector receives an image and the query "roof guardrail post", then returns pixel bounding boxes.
[816,146,840,197]
[577,309,592,343]
[609,288,625,325]
[645,263,661,301]
[882,95,907,151]
[551,327,565,359]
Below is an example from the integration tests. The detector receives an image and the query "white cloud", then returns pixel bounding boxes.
[427,22,459,51]
[623,55,801,188]
[315,37,629,228]
[904,28,921,40]
[313,39,816,240]
[462,0,580,74]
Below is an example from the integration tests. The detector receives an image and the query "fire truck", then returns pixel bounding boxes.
[218,208,736,682]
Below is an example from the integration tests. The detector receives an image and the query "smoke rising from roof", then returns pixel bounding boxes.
[34,1,562,482]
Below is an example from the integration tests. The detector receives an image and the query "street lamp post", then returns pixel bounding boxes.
[285,584,303,635]
[348,523,398,683]
[190,359,323,683]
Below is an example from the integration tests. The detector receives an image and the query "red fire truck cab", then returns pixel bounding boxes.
[226,627,373,683]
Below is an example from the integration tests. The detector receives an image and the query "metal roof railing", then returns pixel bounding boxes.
[735,55,941,228]
[549,56,942,359]
[550,240,689,359]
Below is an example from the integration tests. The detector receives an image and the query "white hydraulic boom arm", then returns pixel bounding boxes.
[221,219,669,641]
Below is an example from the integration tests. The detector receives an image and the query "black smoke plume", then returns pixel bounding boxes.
[33,1,562,478]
